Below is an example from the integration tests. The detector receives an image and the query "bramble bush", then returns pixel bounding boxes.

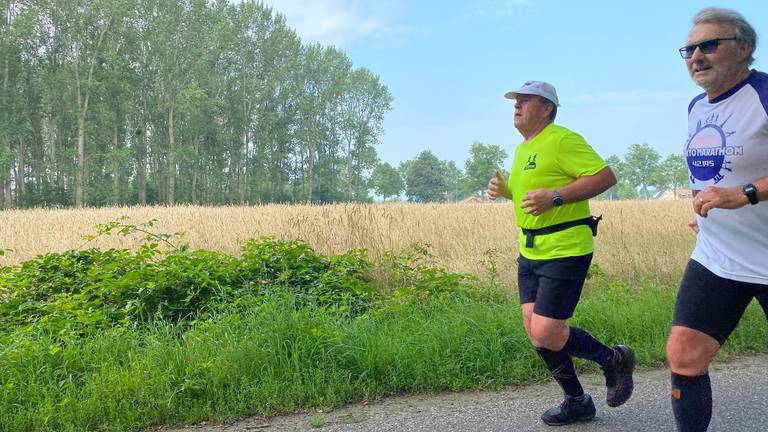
[0,218,492,343]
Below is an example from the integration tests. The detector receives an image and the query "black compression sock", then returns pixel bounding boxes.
[671,372,712,432]
[536,347,584,397]
[564,326,614,368]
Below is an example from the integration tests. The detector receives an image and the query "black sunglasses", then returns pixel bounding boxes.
[679,38,737,59]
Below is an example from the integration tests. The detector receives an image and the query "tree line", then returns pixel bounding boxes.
[1,0,688,208]
[604,143,689,200]
[1,0,391,208]
[370,142,689,202]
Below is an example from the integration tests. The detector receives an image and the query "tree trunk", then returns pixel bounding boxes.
[75,114,86,207]
[74,20,110,207]
[112,121,121,205]
[45,117,56,192]
[239,128,247,204]
[346,136,353,200]
[16,137,25,203]
[2,176,9,208]
[137,107,148,205]
[153,151,163,204]
[192,137,199,204]
[191,170,198,204]
[56,121,64,198]
[307,145,315,202]
[2,6,9,208]
[167,104,175,205]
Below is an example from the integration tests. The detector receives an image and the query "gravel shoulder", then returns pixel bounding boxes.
[156,353,768,432]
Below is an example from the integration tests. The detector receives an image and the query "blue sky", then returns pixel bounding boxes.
[262,0,768,168]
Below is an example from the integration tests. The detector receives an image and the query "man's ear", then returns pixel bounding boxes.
[738,42,753,64]
[545,102,555,118]
[539,98,553,115]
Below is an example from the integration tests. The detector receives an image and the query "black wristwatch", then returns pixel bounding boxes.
[552,190,564,207]
[742,183,759,205]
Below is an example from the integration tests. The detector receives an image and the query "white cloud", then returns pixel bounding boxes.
[262,0,407,47]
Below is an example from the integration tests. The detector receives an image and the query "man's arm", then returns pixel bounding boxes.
[558,166,617,203]
[520,166,616,215]
[694,176,768,217]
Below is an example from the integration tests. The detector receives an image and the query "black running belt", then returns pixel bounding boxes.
[521,215,603,248]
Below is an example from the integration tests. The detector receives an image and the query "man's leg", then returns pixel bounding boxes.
[666,326,718,432]
[565,327,635,407]
[531,255,636,408]
[667,259,752,432]
[526,307,584,397]
[525,306,595,425]
[563,326,614,366]
[518,254,596,425]
[528,312,635,405]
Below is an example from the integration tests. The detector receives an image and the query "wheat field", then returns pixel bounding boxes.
[0,200,696,286]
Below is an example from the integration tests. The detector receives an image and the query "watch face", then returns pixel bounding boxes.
[743,183,759,205]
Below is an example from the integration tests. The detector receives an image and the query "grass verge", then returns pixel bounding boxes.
[3,276,767,432]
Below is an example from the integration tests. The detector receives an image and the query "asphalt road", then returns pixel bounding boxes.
[163,354,768,432]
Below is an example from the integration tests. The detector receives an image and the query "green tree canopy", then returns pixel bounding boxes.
[443,160,464,202]
[623,143,661,199]
[656,154,689,197]
[370,162,403,201]
[404,151,449,203]
[462,141,507,198]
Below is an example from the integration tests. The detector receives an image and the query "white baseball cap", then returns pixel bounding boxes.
[504,81,560,107]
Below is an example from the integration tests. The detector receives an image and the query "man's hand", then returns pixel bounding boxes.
[487,171,512,200]
[689,219,699,234]
[693,186,750,217]
[521,189,554,216]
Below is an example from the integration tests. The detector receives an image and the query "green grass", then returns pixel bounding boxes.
[2,280,767,432]
[2,256,768,431]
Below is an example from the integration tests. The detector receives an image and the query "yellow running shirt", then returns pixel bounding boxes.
[508,123,607,260]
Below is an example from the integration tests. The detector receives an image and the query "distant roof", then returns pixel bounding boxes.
[654,188,693,200]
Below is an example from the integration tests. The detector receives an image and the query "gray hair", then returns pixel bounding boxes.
[548,104,557,122]
[693,7,758,66]
[537,96,557,122]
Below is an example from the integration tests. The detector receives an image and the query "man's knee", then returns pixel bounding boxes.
[666,327,719,375]
[666,336,695,369]
[529,328,551,348]
[530,320,567,350]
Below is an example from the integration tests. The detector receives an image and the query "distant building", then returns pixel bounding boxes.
[460,195,486,204]
[654,188,693,200]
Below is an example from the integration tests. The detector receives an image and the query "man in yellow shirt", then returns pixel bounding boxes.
[487,81,634,426]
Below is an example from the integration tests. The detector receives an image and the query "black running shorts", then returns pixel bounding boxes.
[517,253,593,320]
[673,259,768,345]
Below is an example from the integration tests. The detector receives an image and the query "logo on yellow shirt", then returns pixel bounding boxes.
[524,154,537,170]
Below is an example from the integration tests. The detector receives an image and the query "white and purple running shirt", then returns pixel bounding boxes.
[686,69,768,285]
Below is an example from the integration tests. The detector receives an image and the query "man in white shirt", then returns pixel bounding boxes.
[667,7,768,431]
